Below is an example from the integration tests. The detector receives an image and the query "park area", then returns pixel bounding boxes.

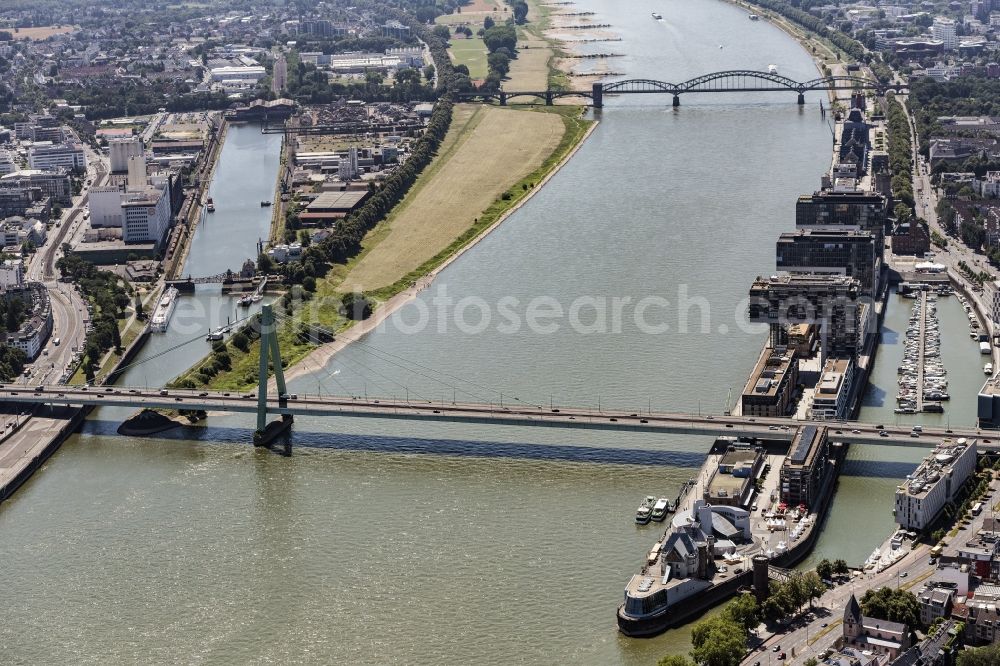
[338,104,570,294]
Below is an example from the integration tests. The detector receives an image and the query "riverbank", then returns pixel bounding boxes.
[276,110,598,388]
[168,104,596,393]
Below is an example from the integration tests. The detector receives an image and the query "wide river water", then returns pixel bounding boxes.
[0,1,987,664]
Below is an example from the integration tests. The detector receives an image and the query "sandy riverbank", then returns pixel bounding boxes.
[273,117,600,389]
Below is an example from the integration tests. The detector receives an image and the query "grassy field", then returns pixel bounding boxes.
[507,0,559,92]
[448,37,490,80]
[434,0,507,27]
[7,25,77,40]
[340,104,564,293]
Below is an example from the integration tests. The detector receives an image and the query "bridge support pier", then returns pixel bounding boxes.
[592,82,603,109]
[499,92,507,106]
[545,91,553,106]
[672,95,680,108]
[253,304,294,452]
[797,92,806,105]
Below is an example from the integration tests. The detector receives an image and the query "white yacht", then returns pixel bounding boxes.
[986,363,994,376]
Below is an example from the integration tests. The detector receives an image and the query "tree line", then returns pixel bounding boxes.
[56,251,131,382]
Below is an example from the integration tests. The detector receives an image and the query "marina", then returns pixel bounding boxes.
[896,291,948,414]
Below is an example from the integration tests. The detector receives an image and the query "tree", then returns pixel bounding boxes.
[433,25,451,41]
[722,594,760,632]
[231,331,250,352]
[134,295,143,319]
[487,51,511,77]
[690,616,746,666]
[959,643,1000,666]
[894,202,912,223]
[484,16,495,30]
[860,587,921,629]
[816,559,834,580]
[483,25,517,53]
[833,559,849,575]
[657,656,694,666]
[339,292,373,320]
[803,659,818,666]
[257,252,274,274]
[800,571,827,608]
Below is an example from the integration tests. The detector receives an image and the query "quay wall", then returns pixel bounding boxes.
[0,406,88,502]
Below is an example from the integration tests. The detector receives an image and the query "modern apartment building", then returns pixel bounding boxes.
[894,439,977,531]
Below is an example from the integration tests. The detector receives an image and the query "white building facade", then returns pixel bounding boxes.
[28,142,87,172]
[121,183,171,244]
[109,137,144,173]
[894,439,978,530]
[932,17,958,51]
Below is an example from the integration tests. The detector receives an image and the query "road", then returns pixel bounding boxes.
[743,474,1000,664]
[0,386,987,444]
[21,144,108,390]
[741,542,932,664]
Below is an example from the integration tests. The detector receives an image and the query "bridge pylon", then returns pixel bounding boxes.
[253,303,293,452]
[592,82,603,109]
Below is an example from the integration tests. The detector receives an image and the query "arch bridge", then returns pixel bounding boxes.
[457,70,906,108]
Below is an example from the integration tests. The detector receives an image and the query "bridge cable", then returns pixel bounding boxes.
[282,315,504,405]
[282,315,541,408]
[234,309,400,398]
[80,313,259,386]
[272,311,431,402]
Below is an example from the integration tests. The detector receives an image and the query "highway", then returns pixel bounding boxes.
[0,386,989,445]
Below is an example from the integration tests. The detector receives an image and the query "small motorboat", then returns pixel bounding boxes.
[651,498,670,522]
[651,12,662,20]
[238,295,253,307]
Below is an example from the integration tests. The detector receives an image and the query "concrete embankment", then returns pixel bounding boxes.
[0,406,87,502]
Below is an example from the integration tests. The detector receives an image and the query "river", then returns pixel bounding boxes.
[0,2,981,664]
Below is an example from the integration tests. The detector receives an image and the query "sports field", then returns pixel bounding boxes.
[340,104,564,292]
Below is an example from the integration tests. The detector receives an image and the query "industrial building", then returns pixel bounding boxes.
[894,439,977,531]
[109,137,144,173]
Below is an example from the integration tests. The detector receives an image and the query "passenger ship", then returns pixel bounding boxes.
[149,287,179,333]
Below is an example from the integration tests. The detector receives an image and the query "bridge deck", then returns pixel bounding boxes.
[0,387,984,446]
